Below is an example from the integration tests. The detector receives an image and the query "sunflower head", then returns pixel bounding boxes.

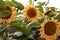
[23,4,40,21]
[0,6,17,24]
[40,19,60,40]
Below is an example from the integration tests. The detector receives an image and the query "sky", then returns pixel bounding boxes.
[15,0,60,9]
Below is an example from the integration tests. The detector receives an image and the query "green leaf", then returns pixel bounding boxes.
[27,20,40,27]
[37,2,45,6]
[0,10,11,18]
[48,12,56,17]
[39,7,43,13]
[12,1,24,10]
[38,17,44,23]
[0,5,6,10]
[5,1,16,6]
[0,1,6,10]
[10,20,27,33]
[37,2,45,12]
[26,20,40,35]
[10,20,22,30]
[17,12,22,15]
[55,15,60,21]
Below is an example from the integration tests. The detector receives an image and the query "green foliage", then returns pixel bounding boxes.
[0,10,11,18]
[44,11,57,19]
[0,1,6,10]
[0,0,24,10]
[27,20,40,28]
[10,20,24,31]
[5,1,16,6]
[0,5,6,11]
[26,21,40,36]
[17,12,22,15]
[48,12,56,17]
[37,2,45,13]
[10,20,32,35]
[12,0,24,10]
[38,2,45,6]
[38,17,44,23]
[55,15,60,21]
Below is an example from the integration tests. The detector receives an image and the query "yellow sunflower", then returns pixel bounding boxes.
[0,6,17,24]
[23,4,40,21]
[40,19,60,40]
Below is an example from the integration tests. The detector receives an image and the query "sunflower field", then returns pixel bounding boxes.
[0,0,60,40]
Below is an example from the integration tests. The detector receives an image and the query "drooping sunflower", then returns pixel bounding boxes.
[0,6,17,24]
[40,19,60,40]
[44,10,52,16]
[23,4,40,21]
[43,7,56,17]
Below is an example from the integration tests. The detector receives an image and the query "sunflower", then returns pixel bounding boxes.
[40,19,60,40]
[23,4,40,21]
[0,6,17,24]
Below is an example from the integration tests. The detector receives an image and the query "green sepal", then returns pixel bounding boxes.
[0,10,11,18]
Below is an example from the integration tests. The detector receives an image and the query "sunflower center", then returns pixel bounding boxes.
[44,21,56,36]
[27,8,36,18]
